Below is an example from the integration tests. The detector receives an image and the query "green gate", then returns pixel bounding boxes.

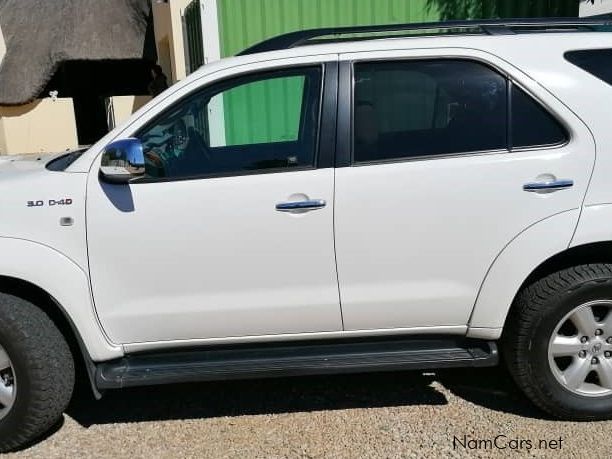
[184,0,205,75]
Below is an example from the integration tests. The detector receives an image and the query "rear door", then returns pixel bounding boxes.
[334,48,594,331]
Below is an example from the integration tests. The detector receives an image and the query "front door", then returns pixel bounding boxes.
[334,50,594,331]
[86,63,342,344]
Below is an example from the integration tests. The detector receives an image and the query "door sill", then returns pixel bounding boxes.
[122,325,468,353]
[96,336,498,390]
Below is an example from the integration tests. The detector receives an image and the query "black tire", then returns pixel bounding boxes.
[504,264,612,420]
[0,294,75,452]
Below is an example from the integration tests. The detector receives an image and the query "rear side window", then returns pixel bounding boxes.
[353,60,507,162]
[565,49,612,86]
[511,85,567,148]
[353,59,568,164]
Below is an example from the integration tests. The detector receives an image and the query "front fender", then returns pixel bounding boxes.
[467,209,580,339]
[0,237,123,361]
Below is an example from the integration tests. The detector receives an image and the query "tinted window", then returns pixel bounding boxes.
[353,60,507,163]
[566,49,612,86]
[137,67,322,179]
[511,85,567,148]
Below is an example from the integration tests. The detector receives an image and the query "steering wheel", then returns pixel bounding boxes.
[143,150,167,177]
[187,127,212,162]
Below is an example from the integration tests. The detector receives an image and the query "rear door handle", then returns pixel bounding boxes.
[523,179,574,192]
[276,199,327,212]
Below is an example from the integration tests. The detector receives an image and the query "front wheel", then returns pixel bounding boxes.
[0,294,75,452]
[504,264,612,420]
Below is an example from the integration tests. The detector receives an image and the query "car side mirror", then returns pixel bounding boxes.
[99,138,145,184]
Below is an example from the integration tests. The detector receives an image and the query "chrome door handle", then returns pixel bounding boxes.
[276,199,327,212]
[523,179,574,192]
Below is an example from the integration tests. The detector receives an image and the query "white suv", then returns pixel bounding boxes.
[2,17,612,451]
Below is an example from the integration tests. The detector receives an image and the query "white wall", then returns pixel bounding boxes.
[152,0,222,83]
[200,0,221,65]
[580,0,612,16]
[152,0,194,83]
[106,95,152,130]
[0,98,79,155]
[0,24,6,65]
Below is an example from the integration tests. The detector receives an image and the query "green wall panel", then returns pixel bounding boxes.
[217,75,304,146]
[218,0,440,57]
[217,0,579,58]
[217,0,439,144]
[215,0,579,148]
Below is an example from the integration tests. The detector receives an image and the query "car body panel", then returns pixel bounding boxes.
[0,159,88,270]
[86,168,342,344]
[122,325,467,354]
[571,204,612,248]
[0,159,121,360]
[0,237,122,361]
[333,47,595,331]
[468,209,580,337]
[0,32,607,358]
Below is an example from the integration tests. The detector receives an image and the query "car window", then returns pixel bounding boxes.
[565,49,612,86]
[136,67,322,179]
[208,75,306,147]
[511,84,567,149]
[353,60,507,163]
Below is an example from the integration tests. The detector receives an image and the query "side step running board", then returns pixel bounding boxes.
[96,337,498,389]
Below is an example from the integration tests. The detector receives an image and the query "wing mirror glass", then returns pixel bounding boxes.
[100,138,145,184]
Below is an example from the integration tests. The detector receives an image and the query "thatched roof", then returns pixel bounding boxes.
[0,0,155,106]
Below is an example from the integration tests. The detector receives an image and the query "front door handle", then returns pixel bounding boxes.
[276,199,327,212]
[523,179,574,192]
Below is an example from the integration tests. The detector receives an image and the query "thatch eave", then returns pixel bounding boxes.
[0,0,155,106]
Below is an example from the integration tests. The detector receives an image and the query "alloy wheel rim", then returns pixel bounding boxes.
[0,344,16,420]
[548,300,612,397]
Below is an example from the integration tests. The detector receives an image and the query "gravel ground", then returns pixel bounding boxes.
[5,366,612,458]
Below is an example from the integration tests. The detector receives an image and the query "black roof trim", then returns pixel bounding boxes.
[238,17,612,56]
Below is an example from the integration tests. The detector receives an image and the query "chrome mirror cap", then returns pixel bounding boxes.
[100,138,145,184]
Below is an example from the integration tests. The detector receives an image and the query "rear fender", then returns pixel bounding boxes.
[468,210,579,339]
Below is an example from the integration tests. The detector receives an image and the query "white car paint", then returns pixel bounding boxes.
[0,158,121,360]
[86,168,342,344]
[0,238,122,361]
[468,209,580,338]
[0,32,610,359]
[571,204,612,248]
[334,47,595,333]
[0,158,89,269]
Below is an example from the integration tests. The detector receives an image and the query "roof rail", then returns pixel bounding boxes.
[238,17,612,56]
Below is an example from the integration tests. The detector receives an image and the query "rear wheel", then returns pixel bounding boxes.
[0,294,75,452]
[504,264,612,420]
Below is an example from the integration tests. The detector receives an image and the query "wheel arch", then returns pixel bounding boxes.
[499,241,612,335]
[0,237,122,361]
[468,210,581,339]
[518,241,612,295]
[0,275,101,398]
[477,203,612,339]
